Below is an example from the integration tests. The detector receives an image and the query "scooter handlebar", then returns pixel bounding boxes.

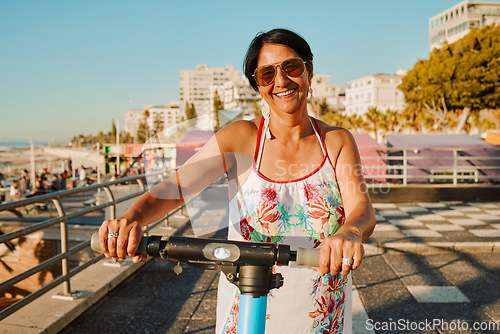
[90,233,320,268]
[295,247,320,268]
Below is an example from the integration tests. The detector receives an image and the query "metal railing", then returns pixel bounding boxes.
[0,169,182,321]
[358,147,500,186]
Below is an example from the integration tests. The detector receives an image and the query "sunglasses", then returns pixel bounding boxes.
[253,57,307,87]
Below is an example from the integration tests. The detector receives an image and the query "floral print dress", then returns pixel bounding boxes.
[216,118,352,334]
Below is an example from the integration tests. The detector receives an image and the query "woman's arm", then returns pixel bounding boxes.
[318,127,376,277]
[99,120,256,262]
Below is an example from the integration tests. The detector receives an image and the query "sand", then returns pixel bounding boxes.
[0,146,102,180]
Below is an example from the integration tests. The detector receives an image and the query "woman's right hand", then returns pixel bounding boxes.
[98,218,146,263]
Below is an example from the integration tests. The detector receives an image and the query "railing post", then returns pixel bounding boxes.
[103,186,116,220]
[181,204,188,217]
[60,217,70,295]
[52,197,71,297]
[403,149,407,186]
[136,178,146,191]
[453,149,458,186]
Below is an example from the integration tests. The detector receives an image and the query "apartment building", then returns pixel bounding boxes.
[124,101,181,139]
[310,73,347,112]
[344,70,407,117]
[429,0,500,51]
[124,109,145,139]
[179,64,241,116]
[146,102,181,130]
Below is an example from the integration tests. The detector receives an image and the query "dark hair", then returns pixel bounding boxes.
[244,28,314,91]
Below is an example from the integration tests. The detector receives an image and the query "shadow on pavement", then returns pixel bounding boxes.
[353,249,500,334]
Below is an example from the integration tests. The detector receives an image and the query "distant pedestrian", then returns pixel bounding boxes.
[64,159,73,174]
[59,172,68,190]
[28,175,47,197]
[10,180,21,201]
[0,173,8,188]
[50,175,60,192]
[79,165,87,187]
[18,170,32,198]
[0,173,9,202]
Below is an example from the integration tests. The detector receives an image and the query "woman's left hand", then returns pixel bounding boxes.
[317,227,365,277]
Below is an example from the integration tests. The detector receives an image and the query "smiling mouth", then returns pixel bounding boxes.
[275,89,296,97]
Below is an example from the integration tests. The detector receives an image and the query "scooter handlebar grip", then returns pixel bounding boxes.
[90,232,148,255]
[296,247,320,268]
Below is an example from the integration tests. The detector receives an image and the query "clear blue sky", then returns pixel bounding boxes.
[0,0,465,142]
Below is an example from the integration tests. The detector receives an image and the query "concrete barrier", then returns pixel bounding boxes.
[368,184,500,203]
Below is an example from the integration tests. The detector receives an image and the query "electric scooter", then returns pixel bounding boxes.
[91,233,320,334]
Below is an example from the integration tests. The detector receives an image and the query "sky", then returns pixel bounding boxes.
[0,0,468,142]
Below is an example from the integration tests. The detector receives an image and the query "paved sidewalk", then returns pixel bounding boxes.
[60,201,500,333]
[368,201,500,254]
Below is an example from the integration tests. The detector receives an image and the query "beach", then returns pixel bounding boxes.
[0,146,102,180]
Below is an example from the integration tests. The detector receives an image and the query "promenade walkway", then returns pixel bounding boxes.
[58,200,500,334]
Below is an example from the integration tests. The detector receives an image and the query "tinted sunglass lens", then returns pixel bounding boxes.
[256,65,275,86]
[282,58,304,77]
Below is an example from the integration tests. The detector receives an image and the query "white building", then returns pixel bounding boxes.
[344,70,407,117]
[310,73,347,112]
[179,64,241,116]
[146,102,181,130]
[124,101,181,139]
[209,78,261,119]
[429,0,500,51]
[124,109,145,139]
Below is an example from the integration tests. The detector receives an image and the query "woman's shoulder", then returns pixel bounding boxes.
[215,117,263,152]
[313,118,359,166]
[314,118,355,145]
[217,117,261,138]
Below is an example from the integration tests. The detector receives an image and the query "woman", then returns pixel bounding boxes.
[99,28,375,333]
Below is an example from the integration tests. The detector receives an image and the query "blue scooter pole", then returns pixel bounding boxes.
[231,264,280,334]
[238,295,267,334]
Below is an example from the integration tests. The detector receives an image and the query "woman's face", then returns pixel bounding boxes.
[256,43,311,117]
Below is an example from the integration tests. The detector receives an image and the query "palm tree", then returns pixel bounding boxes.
[384,108,400,134]
[364,107,384,142]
